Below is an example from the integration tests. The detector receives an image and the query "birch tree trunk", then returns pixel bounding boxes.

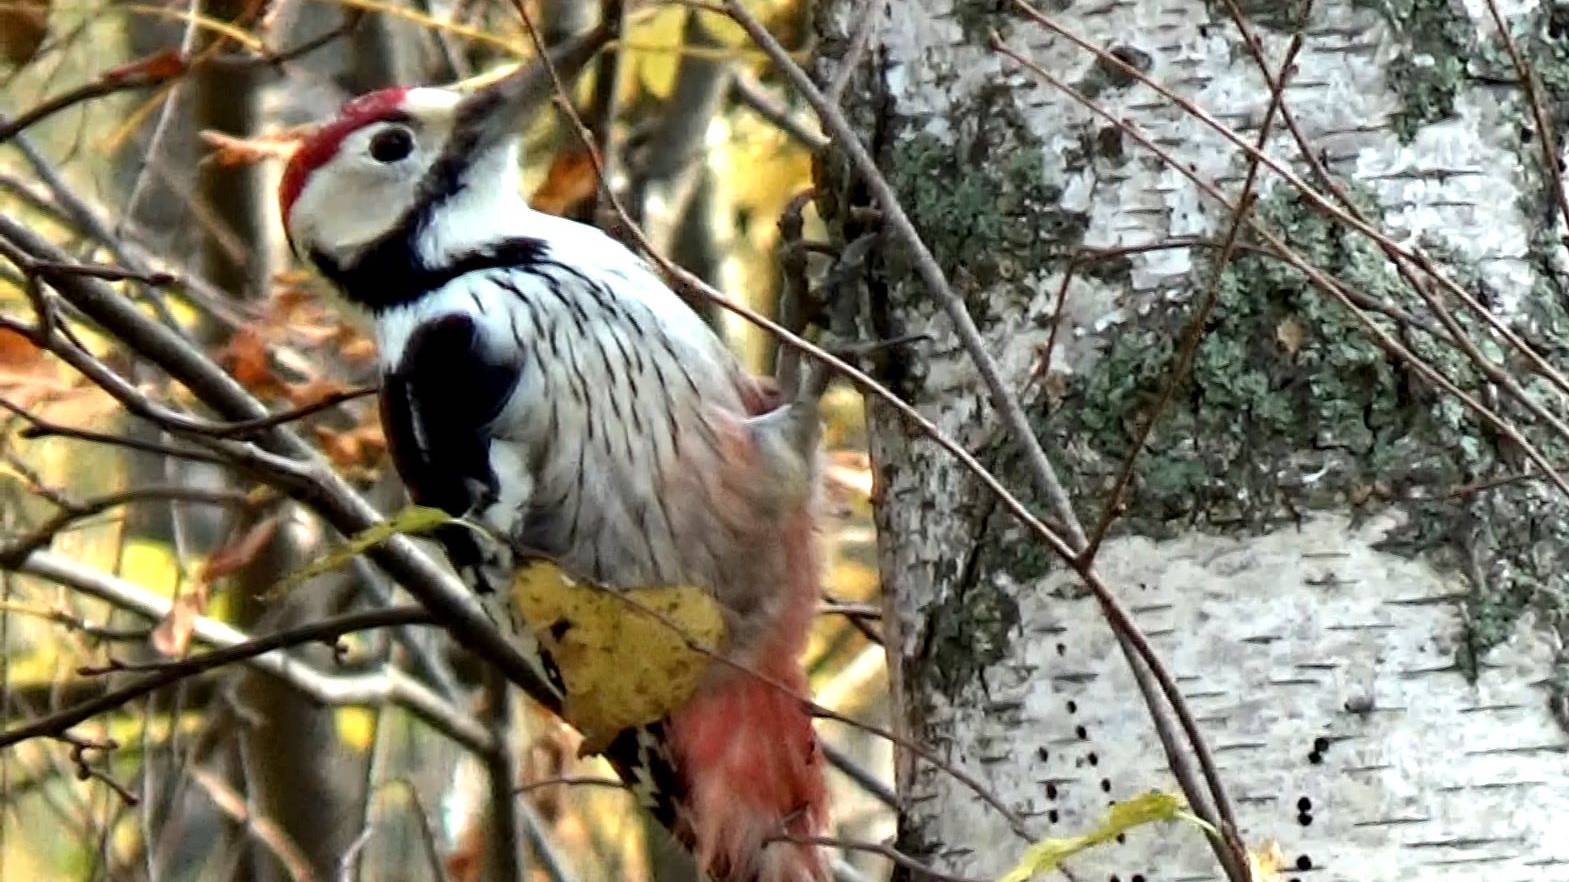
[812,2,1569,880]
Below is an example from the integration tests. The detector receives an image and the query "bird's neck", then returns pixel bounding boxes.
[319,188,547,314]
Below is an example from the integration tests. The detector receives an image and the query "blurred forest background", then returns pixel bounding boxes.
[0,1,889,880]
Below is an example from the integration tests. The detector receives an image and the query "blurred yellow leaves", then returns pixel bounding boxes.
[335,706,378,751]
[627,2,796,100]
[510,560,723,754]
[997,791,1213,882]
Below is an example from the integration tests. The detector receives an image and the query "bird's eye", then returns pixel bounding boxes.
[369,127,414,163]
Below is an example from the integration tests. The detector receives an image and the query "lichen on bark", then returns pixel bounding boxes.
[1354,0,1473,140]
[1037,183,1569,688]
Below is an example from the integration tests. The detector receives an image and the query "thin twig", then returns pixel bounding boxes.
[190,766,317,882]
[481,670,527,882]
[1481,0,1569,240]
[723,0,1088,552]
[769,835,985,882]
[732,72,830,151]
[204,386,379,438]
[822,743,895,808]
[12,552,491,752]
[1083,32,1303,563]
[0,606,434,749]
[824,0,882,106]
[1012,0,1569,406]
[0,397,231,465]
[514,775,628,795]
[0,52,187,147]
[0,485,254,568]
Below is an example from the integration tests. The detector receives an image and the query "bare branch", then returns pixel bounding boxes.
[0,486,254,569]
[1480,0,1569,244]
[0,602,437,749]
[10,551,491,752]
[720,0,1089,552]
[190,765,318,882]
[0,52,187,147]
[0,213,564,709]
[732,72,829,152]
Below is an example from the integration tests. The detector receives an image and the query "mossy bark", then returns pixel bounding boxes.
[814,2,1569,880]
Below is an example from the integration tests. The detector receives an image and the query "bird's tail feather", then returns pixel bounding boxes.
[669,664,828,882]
[667,509,828,882]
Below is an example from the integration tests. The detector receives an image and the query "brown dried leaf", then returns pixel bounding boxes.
[529,149,597,217]
[0,327,42,368]
[151,591,206,657]
[219,327,281,395]
[200,129,300,166]
[337,336,376,365]
[281,377,347,407]
[313,423,386,469]
[0,0,49,66]
[199,517,279,584]
[102,49,185,84]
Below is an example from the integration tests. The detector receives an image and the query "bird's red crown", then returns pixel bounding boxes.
[278,87,409,223]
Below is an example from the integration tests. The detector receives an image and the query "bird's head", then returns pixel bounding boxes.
[278,76,533,272]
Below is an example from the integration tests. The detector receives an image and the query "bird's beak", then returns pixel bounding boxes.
[448,27,610,156]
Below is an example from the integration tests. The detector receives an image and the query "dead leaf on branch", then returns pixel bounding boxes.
[530,149,597,217]
[281,377,349,408]
[511,561,724,754]
[0,0,49,66]
[217,327,281,397]
[200,129,303,166]
[261,279,376,363]
[101,49,185,84]
[198,516,280,584]
[151,590,207,657]
[312,422,386,470]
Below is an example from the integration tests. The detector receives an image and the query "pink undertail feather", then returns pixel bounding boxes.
[668,510,829,882]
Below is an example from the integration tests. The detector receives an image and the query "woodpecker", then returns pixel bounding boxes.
[278,53,829,882]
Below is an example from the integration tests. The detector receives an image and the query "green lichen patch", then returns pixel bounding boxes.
[1354,0,1472,141]
[1044,188,1474,531]
[982,185,1569,696]
[888,131,1088,323]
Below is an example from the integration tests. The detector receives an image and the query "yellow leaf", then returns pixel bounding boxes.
[997,791,1213,882]
[1248,840,1287,881]
[272,505,457,596]
[628,6,687,99]
[510,561,724,754]
[119,538,183,597]
[335,707,377,751]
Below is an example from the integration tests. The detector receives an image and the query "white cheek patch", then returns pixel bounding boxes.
[290,152,423,262]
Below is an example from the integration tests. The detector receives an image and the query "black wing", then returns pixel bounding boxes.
[383,315,688,834]
[380,313,520,578]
